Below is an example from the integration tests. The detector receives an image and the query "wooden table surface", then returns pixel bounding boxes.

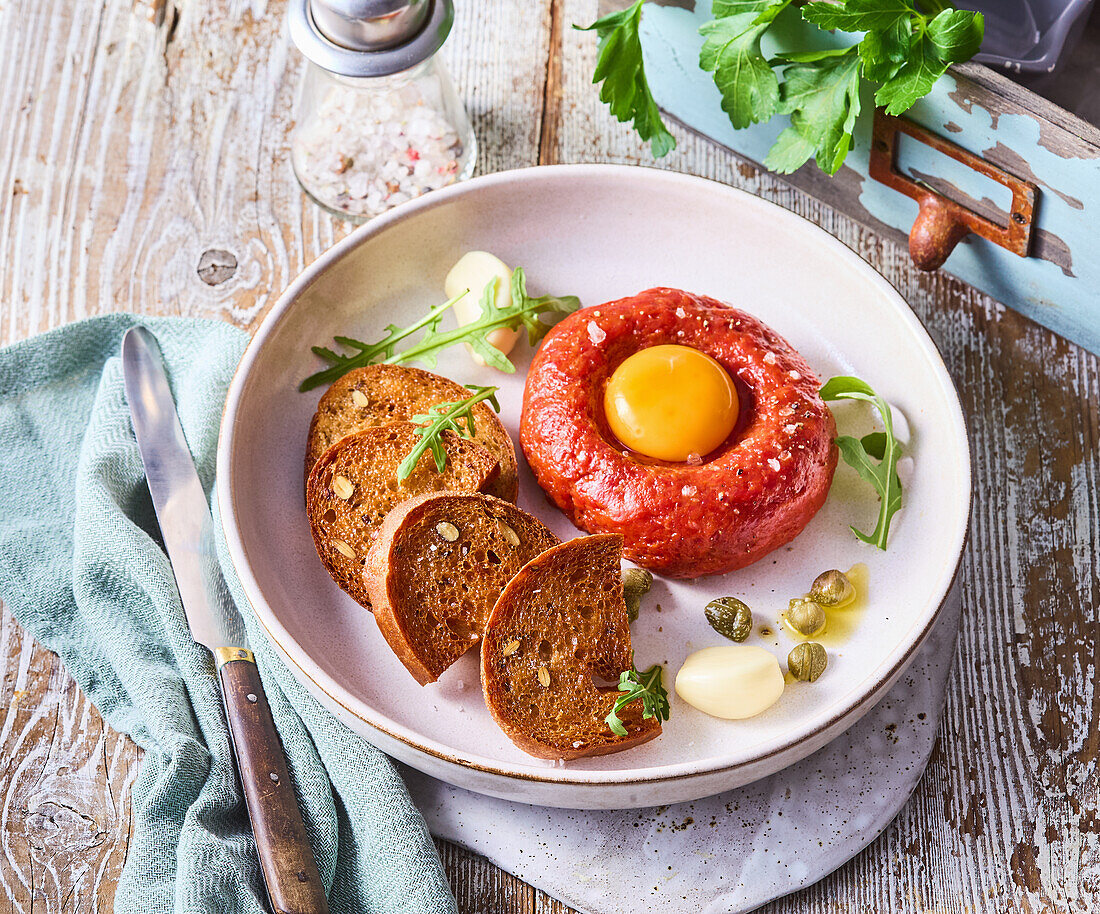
[1,0,1097,911]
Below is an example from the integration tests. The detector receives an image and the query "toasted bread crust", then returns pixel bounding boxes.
[481,534,662,760]
[306,364,518,501]
[364,493,560,685]
[307,423,500,609]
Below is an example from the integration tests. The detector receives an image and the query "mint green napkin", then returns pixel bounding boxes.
[0,314,457,914]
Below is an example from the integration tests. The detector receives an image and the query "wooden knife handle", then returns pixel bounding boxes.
[218,655,329,914]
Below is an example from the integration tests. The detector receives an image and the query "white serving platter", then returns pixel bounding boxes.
[217,164,970,809]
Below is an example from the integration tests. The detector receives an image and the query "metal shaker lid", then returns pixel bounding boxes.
[289,0,454,77]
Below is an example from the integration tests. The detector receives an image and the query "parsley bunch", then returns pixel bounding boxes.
[301,269,580,391]
[580,0,984,176]
[397,385,501,481]
[606,662,671,736]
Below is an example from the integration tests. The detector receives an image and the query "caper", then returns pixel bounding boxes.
[786,598,826,638]
[788,642,828,682]
[622,567,653,623]
[705,597,753,642]
[809,569,855,607]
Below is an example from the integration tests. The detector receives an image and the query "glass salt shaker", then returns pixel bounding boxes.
[288,0,476,221]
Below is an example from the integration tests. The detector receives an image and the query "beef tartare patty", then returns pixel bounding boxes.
[519,288,838,578]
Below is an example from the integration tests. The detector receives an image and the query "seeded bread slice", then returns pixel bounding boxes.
[305,364,518,502]
[364,493,560,685]
[481,534,663,760]
[307,423,501,609]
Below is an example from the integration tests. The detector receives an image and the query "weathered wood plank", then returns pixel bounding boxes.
[0,606,139,914]
[0,0,551,345]
[437,840,536,914]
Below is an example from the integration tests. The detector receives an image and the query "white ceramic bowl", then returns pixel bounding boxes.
[217,165,970,809]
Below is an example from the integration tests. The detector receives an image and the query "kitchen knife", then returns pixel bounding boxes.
[122,326,328,914]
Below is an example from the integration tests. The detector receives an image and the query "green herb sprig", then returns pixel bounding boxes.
[301,291,466,392]
[574,1,676,157]
[579,0,984,176]
[820,375,903,550]
[300,269,580,391]
[396,385,501,482]
[606,662,671,737]
[804,0,984,114]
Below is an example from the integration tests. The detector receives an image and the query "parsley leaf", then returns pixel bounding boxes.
[801,0,912,33]
[873,31,946,115]
[699,0,790,129]
[764,46,861,175]
[301,269,579,391]
[820,376,903,550]
[575,0,677,157]
[802,1,984,117]
[606,662,671,737]
[397,384,500,481]
[926,8,985,63]
[857,16,912,83]
[711,0,784,17]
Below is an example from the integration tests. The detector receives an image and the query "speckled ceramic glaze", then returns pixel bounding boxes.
[216,165,970,809]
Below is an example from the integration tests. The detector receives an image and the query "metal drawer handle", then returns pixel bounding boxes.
[869,111,1038,272]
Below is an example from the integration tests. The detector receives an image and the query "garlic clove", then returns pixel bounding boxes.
[444,251,521,367]
[675,645,784,720]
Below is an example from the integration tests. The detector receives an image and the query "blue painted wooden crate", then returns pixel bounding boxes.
[626,1,1100,354]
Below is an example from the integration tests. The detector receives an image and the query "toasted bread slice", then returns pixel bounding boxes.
[481,534,662,760]
[364,493,560,685]
[305,364,518,502]
[307,423,501,609]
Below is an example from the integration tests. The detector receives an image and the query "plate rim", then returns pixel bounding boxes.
[217,163,972,789]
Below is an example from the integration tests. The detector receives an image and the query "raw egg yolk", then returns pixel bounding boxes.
[603,344,739,462]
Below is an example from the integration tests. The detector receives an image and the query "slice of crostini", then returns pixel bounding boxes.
[305,364,518,502]
[364,493,560,685]
[481,534,663,760]
[307,423,501,609]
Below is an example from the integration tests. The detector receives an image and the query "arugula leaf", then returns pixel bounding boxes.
[575,1,676,157]
[606,662,671,737]
[403,269,578,371]
[699,0,790,129]
[397,384,500,481]
[820,376,903,550]
[509,269,582,347]
[860,431,888,460]
[765,47,861,175]
[301,269,580,390]
[301,293,465,392]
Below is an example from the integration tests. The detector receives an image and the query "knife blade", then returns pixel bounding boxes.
[122,326,328,914]
[122,327,247,655]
